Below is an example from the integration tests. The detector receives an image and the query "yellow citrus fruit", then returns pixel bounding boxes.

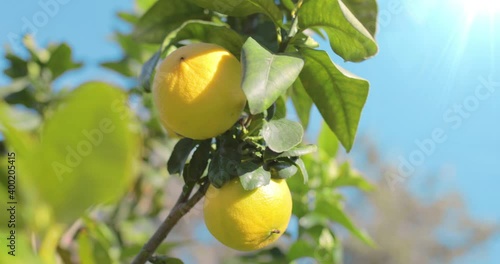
[203,178,292,251]
[152,43,247,139]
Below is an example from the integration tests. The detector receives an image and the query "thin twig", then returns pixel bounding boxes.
[131,178,210,264]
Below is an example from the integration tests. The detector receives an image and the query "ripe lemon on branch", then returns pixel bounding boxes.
[204,178,292,251]
[152,43,247,139]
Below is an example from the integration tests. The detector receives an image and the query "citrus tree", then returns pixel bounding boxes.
[0,0,379,263]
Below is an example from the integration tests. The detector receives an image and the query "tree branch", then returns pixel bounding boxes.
[131,178,210,264]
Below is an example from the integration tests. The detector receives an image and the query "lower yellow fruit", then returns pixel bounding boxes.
[203,178,292,251]
[152,43,247,139]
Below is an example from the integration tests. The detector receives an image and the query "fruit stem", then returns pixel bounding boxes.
[278,0,303,53]
[131,178,210,264]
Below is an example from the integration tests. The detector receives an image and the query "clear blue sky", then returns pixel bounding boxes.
[1,0,499,262]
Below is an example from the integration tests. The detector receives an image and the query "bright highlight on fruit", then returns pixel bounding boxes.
[203,178,292,251]
[152,43,247,139]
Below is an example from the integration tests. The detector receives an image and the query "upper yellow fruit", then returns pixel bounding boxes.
[203,178,292,251]
[152,43,246,139]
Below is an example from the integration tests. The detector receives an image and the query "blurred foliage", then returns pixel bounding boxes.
[0,0,496,264]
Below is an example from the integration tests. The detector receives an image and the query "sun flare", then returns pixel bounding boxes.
[462,0,500,18]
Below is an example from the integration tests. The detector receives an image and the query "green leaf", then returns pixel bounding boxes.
[117,11,139,24]
[331,162,374,191]
[262,119,303,152]
[294,158,309,183]
[299,48,368,152]
[136,0,158,11]
[167,138,197,175]
[207,153,233,188]
[4,52,28,78]
[101,59,134,77]
[241,38,304,114]
[5,86,37,109]
[263,144,317,161]
[273,95,287,120]
[287,241,315,260]
[268,160,298,179]
[341,0,378,37]
[239,166,271,190]
[187,0,282,26]
[132,0,206,43]
[163,20,244,57]
[46,43,82,79]
[318,122,339,158]
[115,33,145,61]
[298,0,377,62]
[0,78,28,99]
[281,0,296,12]
[34,82,140,224]
[77,230,97,264]
[316,197,374,246]
[290,78,313,128]
[140,50,160,92]
[289,32,320,49]
[185,139,211,184]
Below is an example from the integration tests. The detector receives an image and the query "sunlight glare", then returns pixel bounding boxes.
[462,0,500,18]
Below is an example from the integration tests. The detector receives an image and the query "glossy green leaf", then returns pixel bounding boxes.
[262,119,303,152]
[133,0,205,43]
[299,48,369,152]
[289,32,320,49]
[167,138,197,175]
[332,162,374,191]
[239,166,271,190]
[341,0,378,37]
[207,154,233,188]
[34,82,140,224]
[263,144,317,161]
[46,43,82,79]
[185,139,211,184]
[163,20,244,57]
[187,0,282,25]
[290,78,313,128]
[268,160,298,179]
[318,122,339,158]
[241,38,304,114]
[265,102,277,121]
[281,0,296,11]
[273,95,287,120]
[298,0,377,62]
[140,51,160,92]
[294,158,309,184]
